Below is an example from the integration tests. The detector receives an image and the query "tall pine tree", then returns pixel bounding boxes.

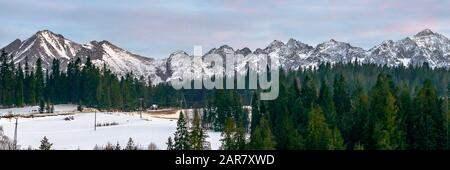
[173,111,190,150]
[190,110,207,150]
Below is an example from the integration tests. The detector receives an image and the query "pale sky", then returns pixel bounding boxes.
[1,0,449,58]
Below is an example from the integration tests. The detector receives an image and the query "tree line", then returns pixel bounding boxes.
[0,50,179,110]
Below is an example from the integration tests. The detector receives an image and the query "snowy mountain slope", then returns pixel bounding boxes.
[261,39,313,70]
[1,29,449,85]
[1,30,164,84]
[2,30,83,69]
[411,29,450,68]
[164,50,197,82]
[311,39,365,64]
[366,29,450,67]
[76,40,163,84]
[191,29,449,75]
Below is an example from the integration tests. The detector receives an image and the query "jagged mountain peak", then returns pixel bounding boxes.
[89,40,106,44]
[218,44,233,50]
[36,29,54,34]
[206,44,235,56]
[315,39,350,50]
[169,50,189,57]
[236,47,252,56]
[411,29,450,52]
[88,40,118,48]
[316,39,353,50]
[217,45,235,54]
[414,29,435,37]
[370,40,395,50]
[34,29,66,40]
[2,39,22,53]
[98,40,114,46]
[287,38,298,45]
[254,48,265,54]
[36,29,56,35]
[268,40,285,47]
[1,29,83,68]
[286,38,313,51]
[412,29,450,46]
[264,40,287,53]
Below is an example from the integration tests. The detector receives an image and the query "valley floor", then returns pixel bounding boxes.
[0,105,221,150]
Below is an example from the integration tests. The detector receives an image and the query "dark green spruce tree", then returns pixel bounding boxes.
[220,117,236,150]
[35,58,44,103]
[190,110,207,150]
[318,80,337,127]
[409,80,446,150]
[249,115,276,150]
[173,111,190,150]
[370,74,405,150]
[15,64,25,107]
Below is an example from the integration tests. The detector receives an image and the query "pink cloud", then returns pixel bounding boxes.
[212,31,234,40]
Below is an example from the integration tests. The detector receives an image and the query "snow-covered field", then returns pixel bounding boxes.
[0,106,222,150]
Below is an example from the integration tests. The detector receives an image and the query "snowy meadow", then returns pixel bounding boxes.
[0,105,221,150]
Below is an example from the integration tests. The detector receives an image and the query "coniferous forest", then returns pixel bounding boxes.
[0,50,449,150]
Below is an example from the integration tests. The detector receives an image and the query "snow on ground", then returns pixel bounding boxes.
[0,111,221,150]
[0,104,77,116]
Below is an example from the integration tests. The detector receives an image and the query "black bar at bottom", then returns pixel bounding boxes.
[0,150,448,169]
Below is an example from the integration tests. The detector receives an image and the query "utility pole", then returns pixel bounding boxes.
[13,117,18,150]
[94,110,97,131]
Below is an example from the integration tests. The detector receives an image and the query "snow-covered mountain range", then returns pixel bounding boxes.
[1,29,449,84]
[2,30,166,84]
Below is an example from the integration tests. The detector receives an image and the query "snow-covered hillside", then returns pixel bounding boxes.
[1,30,164,84]
[80,40,164,84]
[165,29,450,83]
